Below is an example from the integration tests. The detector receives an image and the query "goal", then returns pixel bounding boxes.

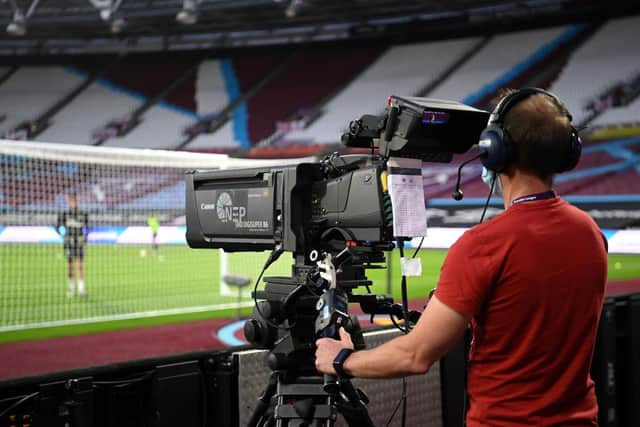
[0,139,308,332]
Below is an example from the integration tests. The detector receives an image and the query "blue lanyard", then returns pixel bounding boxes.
[511,190,556,206]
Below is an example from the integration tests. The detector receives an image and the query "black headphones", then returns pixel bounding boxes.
[478,87,582,173]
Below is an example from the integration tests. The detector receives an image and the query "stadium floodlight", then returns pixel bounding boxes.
[110,15,126,33]
[6,10,26,36]
[285,0,303,18]
[176,0,199,25]
[91,0,126,33]
[99,7,112,21]
[6,0,40,36]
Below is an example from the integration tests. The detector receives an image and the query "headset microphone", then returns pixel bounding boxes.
[451,152,485,201]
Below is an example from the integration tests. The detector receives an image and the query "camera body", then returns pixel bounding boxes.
[185,96,489,374]
[186,96,489,261]
[185,160,393,264]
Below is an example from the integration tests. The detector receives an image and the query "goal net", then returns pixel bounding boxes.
[0,140,307,332]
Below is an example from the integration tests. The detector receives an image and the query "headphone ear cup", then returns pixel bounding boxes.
[558,129,582,172]
[479,124,509,172]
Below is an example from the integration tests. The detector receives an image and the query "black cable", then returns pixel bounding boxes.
[0,392,39,420]
[390,313,403,331]
[386,240,412,427]
[479,173,496,223]
[384,377,407,427]
[411,236,425,259]
[251,247,294,331]
[398,243,411,334]
[401,376,407,427]
[252,265,288,331]
[93,370,154,387]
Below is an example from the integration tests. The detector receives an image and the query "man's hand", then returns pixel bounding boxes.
[315,327,354,375]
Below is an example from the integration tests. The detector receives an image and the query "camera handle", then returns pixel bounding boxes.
[313,250,352,393]
[315,288,350,394]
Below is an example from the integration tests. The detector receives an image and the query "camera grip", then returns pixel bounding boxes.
[323,373,340,394]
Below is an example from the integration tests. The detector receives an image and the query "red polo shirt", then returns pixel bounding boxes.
[435,197,607,426]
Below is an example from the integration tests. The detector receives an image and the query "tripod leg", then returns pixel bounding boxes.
[335,380,375,427]
[248,372,279,427]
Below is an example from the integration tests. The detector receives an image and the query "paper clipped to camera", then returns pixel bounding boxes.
[386,157,427,238]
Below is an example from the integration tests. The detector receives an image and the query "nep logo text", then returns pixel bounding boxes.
[205,191,247,224]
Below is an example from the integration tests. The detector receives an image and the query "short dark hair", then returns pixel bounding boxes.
[497,89,574,179]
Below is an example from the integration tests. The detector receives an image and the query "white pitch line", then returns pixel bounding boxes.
[0,301,255,332]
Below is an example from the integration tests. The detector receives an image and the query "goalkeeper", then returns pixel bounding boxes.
[147,213,160,255]
[56,193,89,297]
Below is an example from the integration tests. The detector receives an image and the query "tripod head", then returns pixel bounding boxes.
[243,245,421,383]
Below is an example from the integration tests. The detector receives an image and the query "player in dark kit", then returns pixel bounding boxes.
[56,194,89,297]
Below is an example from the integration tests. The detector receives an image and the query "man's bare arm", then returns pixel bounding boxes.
[315,295,470,378]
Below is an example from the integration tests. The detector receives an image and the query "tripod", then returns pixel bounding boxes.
[244,250,389,426]
[247,370,374,427]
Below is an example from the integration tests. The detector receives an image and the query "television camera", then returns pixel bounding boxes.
[185,96,489,426]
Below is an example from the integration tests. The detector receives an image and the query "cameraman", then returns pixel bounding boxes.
[315,89,607,426]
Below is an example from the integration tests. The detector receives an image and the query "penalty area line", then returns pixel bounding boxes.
[0,301,255,333]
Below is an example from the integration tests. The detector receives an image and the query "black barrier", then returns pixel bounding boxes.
[592,297,618,427]
[615,293,640,427]
[155,361,203,427]
[0,349,240,427]
[439,332,467,427]
[0,295,639,427]
[203,353,238,427]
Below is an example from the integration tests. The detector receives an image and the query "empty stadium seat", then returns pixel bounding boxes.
[284,37,481,144]
[549,15,640,124]
[429,26,569,104]
[0,67,84,137]
[38,80,143,145]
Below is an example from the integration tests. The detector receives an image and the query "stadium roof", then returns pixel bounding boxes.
[1,0,637,55]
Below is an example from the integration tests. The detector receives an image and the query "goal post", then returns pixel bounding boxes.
[0,139,314,332]
[218,249,294,298]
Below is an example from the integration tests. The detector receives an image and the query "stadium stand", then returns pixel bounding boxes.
[1,157,78,209]
[424,136,640,200]
[93,56,201,148]
[11,58,123,142]
[37,55,202,148]
[283,37,481,144]
[428,26,570,105]
[195,59,229,116]
[0,66,84,138]
[591,84,640,127]
[165,58,238,150]
[93,54,199,112]
[183,59,242,151]
[183,54,289,150]
[555,137,640,195]
[549,15,640,126]
[0,151,182,211]
[118,180,185,210]
[242,47,381,145]
[37,70,143,145]
[101,104,198,149]
[461,24,595,109]
[0,66,15,86]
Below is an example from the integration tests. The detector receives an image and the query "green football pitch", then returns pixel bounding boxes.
[1,243,639,344]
